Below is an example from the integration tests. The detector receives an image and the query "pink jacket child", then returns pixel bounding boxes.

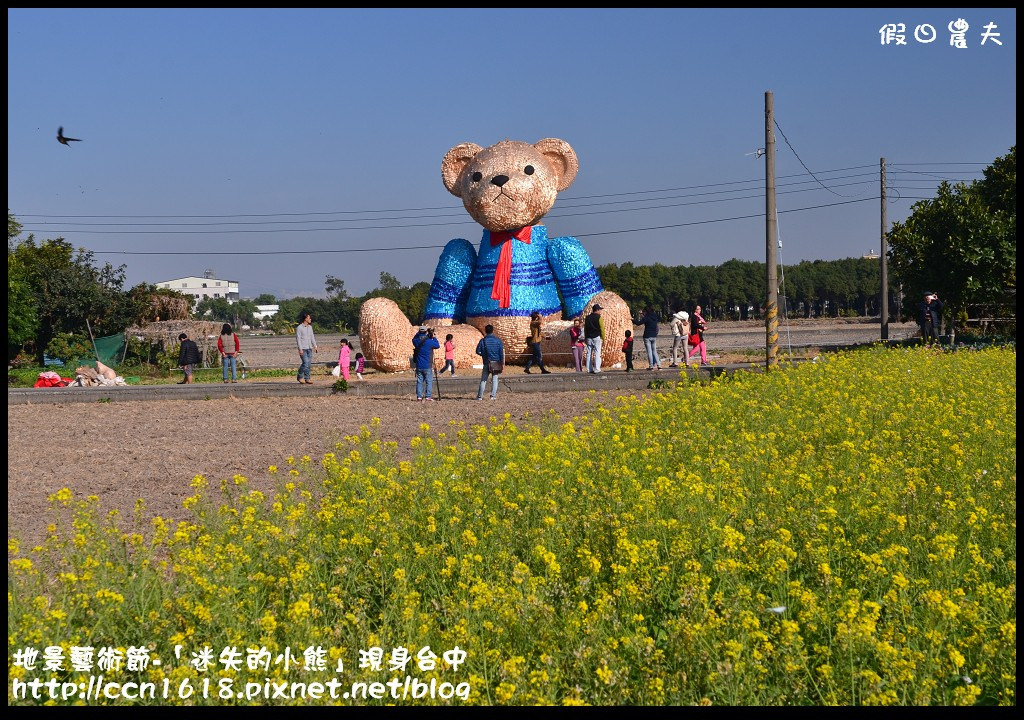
[338,339,351,381]
[440,334,456,376]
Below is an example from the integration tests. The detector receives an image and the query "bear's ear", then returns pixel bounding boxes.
[534,138,578,192]
[441,142,483,197]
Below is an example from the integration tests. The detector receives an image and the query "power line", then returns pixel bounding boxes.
[773,119,855,197]
[21,179,882,232]
[14,165,882,220]
[89,196,879,254]
[562,164,878,201]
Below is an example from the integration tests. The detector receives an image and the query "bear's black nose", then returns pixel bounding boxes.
[490,175,509,187]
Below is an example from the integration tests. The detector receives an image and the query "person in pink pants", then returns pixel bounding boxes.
[338,338,351,380]
[687,305,709,366]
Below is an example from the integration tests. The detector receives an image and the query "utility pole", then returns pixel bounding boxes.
[880,157,889,340]
[765,91,779,368]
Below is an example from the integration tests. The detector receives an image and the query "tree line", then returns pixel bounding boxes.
[596,257,887,322]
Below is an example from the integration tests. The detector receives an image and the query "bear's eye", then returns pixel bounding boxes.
[471,172,482,182]
[524,165,535,175]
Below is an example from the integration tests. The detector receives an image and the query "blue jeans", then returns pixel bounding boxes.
[415,368,433,399]
[644,337,660,368]
[298,348,313,381]
[524,343,544,371]
[222,354,237,381]
[585,337,602,372]
[477,367,499,399]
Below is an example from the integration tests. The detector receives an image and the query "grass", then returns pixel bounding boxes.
[8,365,300,387]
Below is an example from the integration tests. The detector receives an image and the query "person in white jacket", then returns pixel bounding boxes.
[669,310,689,368]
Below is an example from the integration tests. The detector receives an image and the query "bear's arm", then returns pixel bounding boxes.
[423,238,477,322]
[547,235,604,319]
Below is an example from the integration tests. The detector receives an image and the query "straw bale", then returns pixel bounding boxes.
[424,323,484,370]
[582,290,631,368]
[359,298,414,372]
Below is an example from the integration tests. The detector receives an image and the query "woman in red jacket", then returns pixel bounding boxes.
[217,323,241,383]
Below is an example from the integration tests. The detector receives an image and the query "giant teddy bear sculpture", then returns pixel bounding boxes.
[359,138,630,372]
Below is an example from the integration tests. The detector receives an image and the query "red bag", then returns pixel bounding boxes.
[688,333,702,347]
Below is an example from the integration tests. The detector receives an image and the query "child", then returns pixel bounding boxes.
[338,338,351,381]
[622,330,634,372]
[442,333,456,376]
[354,352,365,380]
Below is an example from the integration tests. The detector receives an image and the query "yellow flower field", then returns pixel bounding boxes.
[8,346,1016,705]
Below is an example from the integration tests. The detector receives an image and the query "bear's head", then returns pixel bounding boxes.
[441,138,579,232]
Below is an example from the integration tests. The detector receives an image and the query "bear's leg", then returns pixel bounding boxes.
[423,323,484,373]
[359,298,415,373]
[581,291,632,370]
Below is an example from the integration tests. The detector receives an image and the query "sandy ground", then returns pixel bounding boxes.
[7,391,637,546]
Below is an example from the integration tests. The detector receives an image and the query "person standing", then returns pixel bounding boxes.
[475,324,505,400]
[177,332,201,384]
[669,310,690,368]
[583,304,605,373]
[441,334,457,376]
[640,307,662,370]
[412,327,440,401]
[217,322,241,383]
[354,352,366,380]
[687,305,709,367]
[622,330,635,372]
[296,312,318,384]
[918,291,944,345]
[524,311,552,374]
[569,318,585,372]
[337,338,351,381]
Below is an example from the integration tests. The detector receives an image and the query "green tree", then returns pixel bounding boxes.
[195,297,258,327]
[378,272,402,292]
[9,234,135,363]
[888,146,1015,335]
[254,293,277,305]
[8,252,38,359]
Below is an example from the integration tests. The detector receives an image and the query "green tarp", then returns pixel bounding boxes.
[91,333,126,368]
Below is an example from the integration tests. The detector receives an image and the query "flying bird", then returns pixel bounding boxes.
[57,127,82,146]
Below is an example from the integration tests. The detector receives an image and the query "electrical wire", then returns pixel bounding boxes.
[775,208,793,361]
[15,164,882,220]
[85,197,880,254]
[773,119,860,198]
[21,179,882,231]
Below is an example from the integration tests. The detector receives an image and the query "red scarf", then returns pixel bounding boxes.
[489,226,532,309]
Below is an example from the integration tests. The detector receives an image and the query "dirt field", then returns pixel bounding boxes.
[7,391,640,545]
[7,319,920,545]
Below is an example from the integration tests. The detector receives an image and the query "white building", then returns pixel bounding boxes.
[156,270,239,304]
[254,304,280,321]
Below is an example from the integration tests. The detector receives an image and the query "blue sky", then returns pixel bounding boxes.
[7,8,1017,299]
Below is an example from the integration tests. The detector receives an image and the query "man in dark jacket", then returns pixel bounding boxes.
[475,324,505,400]
[178,332,202,384]
[412,327,441,401]
[918,292,944,344]
[583,304,605,373]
